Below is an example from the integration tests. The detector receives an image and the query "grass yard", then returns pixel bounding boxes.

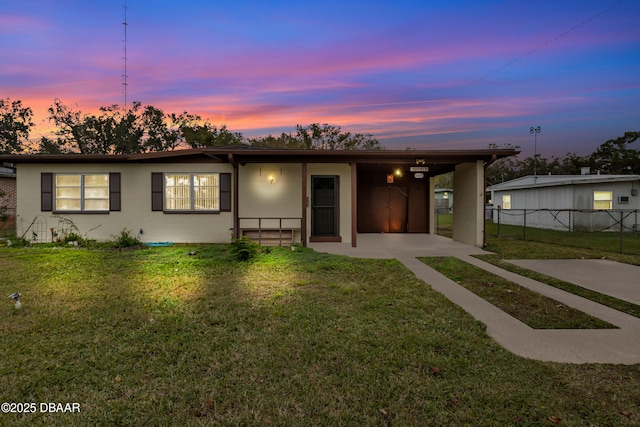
[1,245,639,426]
[485,220,640,256]
[435,212,453,238]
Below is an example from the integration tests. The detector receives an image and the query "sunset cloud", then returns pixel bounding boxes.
[2,0,639,156]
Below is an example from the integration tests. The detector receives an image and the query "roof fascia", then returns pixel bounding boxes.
[0,148,519,165]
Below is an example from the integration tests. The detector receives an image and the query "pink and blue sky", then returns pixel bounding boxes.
[2,0,639,156]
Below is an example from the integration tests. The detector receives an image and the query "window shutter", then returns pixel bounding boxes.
[109,173,121,211]
[220,173,231,212]
[151,173,163,211]
[41,173,53,211]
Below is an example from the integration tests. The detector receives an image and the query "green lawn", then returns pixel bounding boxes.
[435,212,453,238]
[436,215,640,255]
[1,245,639,426]
[485,220,640,255]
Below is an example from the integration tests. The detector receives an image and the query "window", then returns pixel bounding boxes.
[152,172,231,212]
[164,173,219,211]
[54,174,109,211]
[502,194,511,209]
[41,173,120,213]
[593,191,613,210]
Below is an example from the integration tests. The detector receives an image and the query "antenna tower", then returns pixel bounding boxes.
[122,0,129,110]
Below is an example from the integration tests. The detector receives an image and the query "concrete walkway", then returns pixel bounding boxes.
[309,234,640,364]
[506,259,640,306]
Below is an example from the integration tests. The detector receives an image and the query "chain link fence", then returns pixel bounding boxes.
[488,208,640,255]
[435,206,453,238]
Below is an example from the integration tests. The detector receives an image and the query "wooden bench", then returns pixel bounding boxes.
[241,229,296,246]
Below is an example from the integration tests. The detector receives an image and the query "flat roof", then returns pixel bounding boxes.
[0,147,518,175]
[487,174,640,191]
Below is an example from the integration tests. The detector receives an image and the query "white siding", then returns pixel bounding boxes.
[491,181,640,231]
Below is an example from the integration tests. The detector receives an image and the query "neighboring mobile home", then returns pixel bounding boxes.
[434,188,453,210]
[1,146,516,247]
[487,174,640,231]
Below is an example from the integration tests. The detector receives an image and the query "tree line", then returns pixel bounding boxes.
[2,98,638,181]
[0,98,381,154]
[486,131,640,185]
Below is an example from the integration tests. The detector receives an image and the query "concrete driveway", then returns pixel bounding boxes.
[309,234,640,364]
[506,259,640,306]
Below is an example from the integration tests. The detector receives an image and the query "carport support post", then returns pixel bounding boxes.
[302,163,307,247]
[351,162,357,247]
[452,161,484,247]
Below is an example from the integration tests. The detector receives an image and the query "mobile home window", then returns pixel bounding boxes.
[502,194,511,209]
[593,191,612,210]
[55,174,109,211]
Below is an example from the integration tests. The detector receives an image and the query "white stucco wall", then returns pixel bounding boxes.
[237,163,303,237]
[306,163,353,244]
[452,161,484,247]
[16,163,234,243]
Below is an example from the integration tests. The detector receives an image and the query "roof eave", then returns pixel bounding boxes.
[0,148,519,164]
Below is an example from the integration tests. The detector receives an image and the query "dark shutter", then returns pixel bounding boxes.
[220,173,231,212]
[109,173,121,211]
[151,173,163,211]
[41,173,53,211]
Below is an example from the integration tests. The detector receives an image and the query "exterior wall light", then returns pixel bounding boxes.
[394,168,403,177]
[268,174,275,184]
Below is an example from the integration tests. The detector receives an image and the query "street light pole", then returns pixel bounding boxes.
[529,126,541,175]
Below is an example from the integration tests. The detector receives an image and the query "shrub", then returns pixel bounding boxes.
[60,232,84,246]
[5,236,29,248]
[112,229,143,248]
[229,236,259,262]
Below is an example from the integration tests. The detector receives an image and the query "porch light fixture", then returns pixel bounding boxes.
[8,292,21,309]
[268,174,275,184]
[394,168,403,177]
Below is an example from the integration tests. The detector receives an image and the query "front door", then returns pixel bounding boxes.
[360,186,408,233]
[388,186,409,232]
[311,176,339,237]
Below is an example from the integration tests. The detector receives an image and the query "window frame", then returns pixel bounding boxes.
[163,173,221,213]
[40,172,121,214]
[593,191,613,210]
[53,173,110,213]
[502,194,512,210]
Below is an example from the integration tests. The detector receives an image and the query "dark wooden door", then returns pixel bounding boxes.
[389,187,408,232]
[311,176,339,236]
[358,186,408,233]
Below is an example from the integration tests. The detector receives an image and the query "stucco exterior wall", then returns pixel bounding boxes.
[237,163,303,236]
[16,163,234,243]
[452,161,484,247]
[307,163,352,244]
